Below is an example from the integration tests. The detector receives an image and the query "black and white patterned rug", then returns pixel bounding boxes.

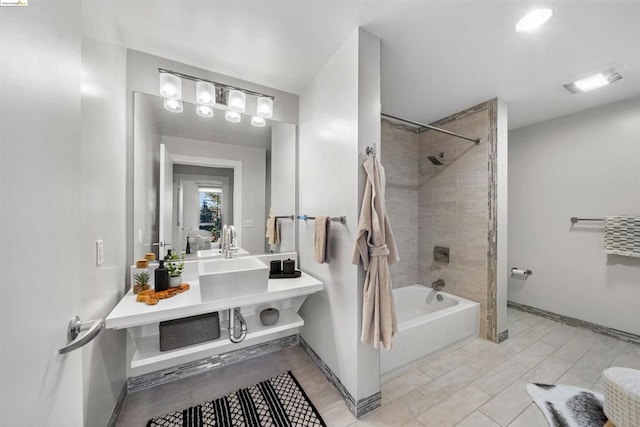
[527,383,608,427]
[147,371,326,427]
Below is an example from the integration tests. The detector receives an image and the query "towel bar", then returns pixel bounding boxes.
[275,215,294,220]
[297,215,346,224]
[570,217,605,224]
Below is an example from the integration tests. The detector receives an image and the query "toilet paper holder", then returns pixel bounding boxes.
[511,267,532,276]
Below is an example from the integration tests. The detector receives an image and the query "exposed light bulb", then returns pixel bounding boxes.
[251,116,266,127]
[196,81,216,106]
[225,110,241,123]
[196,105,214,118]
[159,73,182,99]
[515,8,553,33]
[228,89,246,113]
[256,97,274,118]
[163,98,183,113]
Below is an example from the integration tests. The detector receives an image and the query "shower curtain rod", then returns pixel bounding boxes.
[381,112,481,144]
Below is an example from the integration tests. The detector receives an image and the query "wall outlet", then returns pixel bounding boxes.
[243,219,254,228]
[96,240,104,266]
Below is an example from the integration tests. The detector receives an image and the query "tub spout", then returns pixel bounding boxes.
[432,279,445,291]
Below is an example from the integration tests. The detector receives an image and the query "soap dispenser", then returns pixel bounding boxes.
[155,260,169,291]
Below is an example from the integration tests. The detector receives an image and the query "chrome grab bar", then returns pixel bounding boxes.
[58,316,104,355]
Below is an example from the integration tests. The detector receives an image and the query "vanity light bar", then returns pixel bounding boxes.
[157,68,275,101]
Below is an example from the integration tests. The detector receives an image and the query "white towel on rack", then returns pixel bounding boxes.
[604,216,640,257]
[265,214,280,245]
[314,216,330,263]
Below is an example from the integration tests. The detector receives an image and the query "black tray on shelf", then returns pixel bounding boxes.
[269,270,302,279]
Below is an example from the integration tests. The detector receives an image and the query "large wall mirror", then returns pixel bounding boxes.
[133,92,296,261]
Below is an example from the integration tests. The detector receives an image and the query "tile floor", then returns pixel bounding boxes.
[116,308,640,426]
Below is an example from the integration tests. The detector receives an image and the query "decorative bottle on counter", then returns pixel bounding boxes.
[155,260,169,291]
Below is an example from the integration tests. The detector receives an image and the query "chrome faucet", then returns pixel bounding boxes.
[432,279,445,291]
[221,224,238,259]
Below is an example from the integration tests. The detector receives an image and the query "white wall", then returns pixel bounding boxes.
[270,123,297,252]
[508,96,640,335]
[163,135,266,254]
[80,2,128,426]
[299,28,381,402]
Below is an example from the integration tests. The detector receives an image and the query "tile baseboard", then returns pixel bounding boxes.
[107,382,127,427]
[497,329,509,343]
[127,335,299,392]
[299,336,381,418]
[508,300,640,346]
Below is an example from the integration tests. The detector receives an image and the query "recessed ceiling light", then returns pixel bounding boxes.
[515,8,553,33]
[574,73,609,92]
[562,65,626,94]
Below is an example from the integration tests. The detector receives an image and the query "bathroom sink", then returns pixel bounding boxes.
[198,256,269,300]
[197,247,249,259]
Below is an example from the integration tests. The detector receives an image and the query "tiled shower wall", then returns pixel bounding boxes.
[383,122,419,288]
[383,99,498,340]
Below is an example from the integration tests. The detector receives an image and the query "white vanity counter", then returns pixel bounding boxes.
[106,272,322,329]
[107,253,322,375]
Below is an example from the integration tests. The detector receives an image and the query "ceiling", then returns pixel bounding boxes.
[111,1,640,129]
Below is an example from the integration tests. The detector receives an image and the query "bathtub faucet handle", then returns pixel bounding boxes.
[432,279,445,290]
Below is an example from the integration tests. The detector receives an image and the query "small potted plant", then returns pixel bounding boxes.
[166,252,185,288]
[133,271,151,294]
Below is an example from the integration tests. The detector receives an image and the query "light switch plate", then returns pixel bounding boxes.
[96,240,104,266]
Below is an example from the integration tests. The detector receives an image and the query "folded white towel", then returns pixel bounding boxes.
[314,216,330,263]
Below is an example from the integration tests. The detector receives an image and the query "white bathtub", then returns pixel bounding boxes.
[380,285,479,378]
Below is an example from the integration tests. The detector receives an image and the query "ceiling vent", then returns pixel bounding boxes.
[562,65,626,94]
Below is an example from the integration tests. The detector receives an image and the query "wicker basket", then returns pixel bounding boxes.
[603,367,640,427]
[159,312,220,352]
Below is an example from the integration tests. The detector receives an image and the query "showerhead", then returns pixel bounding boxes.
[427,152,445,165]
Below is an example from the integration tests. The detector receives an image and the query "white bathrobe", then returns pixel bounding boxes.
[353,154,399,350]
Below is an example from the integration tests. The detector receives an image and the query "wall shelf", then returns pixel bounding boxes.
[130,308,303,368]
